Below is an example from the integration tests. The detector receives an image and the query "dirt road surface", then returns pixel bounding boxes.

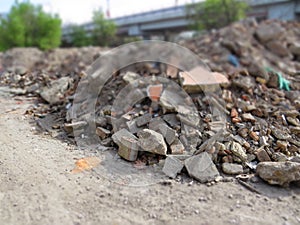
[0,87,299,225]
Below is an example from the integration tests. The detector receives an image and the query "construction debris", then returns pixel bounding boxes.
[0,19,300,186]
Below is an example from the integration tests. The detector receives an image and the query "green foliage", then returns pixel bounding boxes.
[69,24,92,47]
[0,0,61,51]
[91,10,116,46]
[186,0,248,30]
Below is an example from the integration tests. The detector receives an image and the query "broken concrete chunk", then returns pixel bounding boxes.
[222,163,243,175]
[255,23,284,43]
[40,77,70,105]
[112,128,139,161]
[123,71,141,84]
[159,89,179,112]
[158,123,177,145]
[241,113,256,123]
[176,112,200,127]
[170,139,185,155]
[232,76,255,92]
[148,117,166,131]
[271,127,291,140]
[256,161,300,187]
[256,148,271,162]
[179,67,229,93]
[289,42,300,56]
[162,156,184,179]
[138,129,167,155]
[126,120,143,134]
[96,127,111,140]
[184,152,220,183]
[266,41,290,57]
[64,121,88,133]
[135,113,152,127]
[230,141,247,162]
[163,113,180,128]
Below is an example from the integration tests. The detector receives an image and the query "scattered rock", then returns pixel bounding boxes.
[123,71,141,84]
[162,156,184,178]
[179,66,229,93]
[255,23,284,43]
[170,139,185,154]
[256,161,300,186]
[112,129,139,161]
[96,127,111,140]
[230,141,247,162]
[184,152,220,183]
[222,163,243,175]
[138,129,167,155]
[40,77,71,105]
[135,113,152,127]
[256,148,271,162]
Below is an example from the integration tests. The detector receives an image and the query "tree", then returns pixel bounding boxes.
[91,10,116,46]
[69,24,92,47]
[0,0,62,51]
[186,0,248,30]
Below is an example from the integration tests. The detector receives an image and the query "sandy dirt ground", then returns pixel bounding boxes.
[0,87,300,225]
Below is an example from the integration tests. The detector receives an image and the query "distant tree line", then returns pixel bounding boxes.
[0,1,61,51]
[186,0,248,30]
[66,10,117,47]
[0,0,249,51]
[0,1,118,51]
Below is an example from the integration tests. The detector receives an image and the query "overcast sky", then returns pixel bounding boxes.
[0,0,202,24]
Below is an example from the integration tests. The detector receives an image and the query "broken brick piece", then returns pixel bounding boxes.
[147,84,163,102]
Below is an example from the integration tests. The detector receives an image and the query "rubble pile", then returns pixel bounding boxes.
[0,47,104,103]
[0,19,300,187]
[183,19,300,77]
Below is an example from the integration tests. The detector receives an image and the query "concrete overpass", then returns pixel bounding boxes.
[62,5,189,41]
[62,0,300,42]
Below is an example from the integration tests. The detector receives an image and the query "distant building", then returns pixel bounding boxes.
[247,0,300,21]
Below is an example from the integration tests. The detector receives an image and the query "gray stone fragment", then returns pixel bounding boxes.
[289,42,300,56]
[256,161,300,186]
[126,120,143,134]
[148,117,166,131]
[222,163,243,175]
[162,156,184,178]
[158,123,177,145]
[135,113,152,127]
[230,141,247,162]
[255,23,284,43]
[138,129,167,155]
[40,77,71,105]
[112,128,139,161]
[170,139,185,154]
[241,113,256,123]
[163,113,180,128]
[184,152,219,183]
[123,71,141,83]
[232,76,255,92]
[271,127,291,140]
[64,121,88,133]
[256,148,271,162]
[95,127,110,140]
